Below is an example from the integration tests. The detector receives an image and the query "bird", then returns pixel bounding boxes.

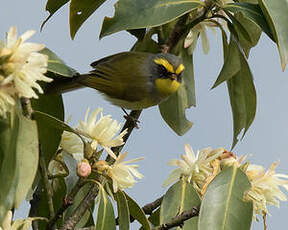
[46,51,184,110]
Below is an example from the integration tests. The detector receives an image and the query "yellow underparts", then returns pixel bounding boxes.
[155,78,180,96]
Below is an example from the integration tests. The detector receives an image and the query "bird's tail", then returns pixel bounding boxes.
[44,74,90,94]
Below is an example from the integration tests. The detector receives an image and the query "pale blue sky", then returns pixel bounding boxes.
[1,0,288,229]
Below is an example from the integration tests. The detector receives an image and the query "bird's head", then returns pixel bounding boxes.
[152,53,184,96]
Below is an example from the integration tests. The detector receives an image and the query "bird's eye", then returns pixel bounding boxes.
[158,65,169,77]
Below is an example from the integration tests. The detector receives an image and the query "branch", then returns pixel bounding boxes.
[39,152,55,220]
[151,206,200,230]
[45,178,85,230]
[142,196,164,215]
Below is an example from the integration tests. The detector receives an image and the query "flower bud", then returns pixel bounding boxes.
[77,160,91,178]
[93,160,109,173]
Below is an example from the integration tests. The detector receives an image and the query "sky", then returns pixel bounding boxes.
[1,0,288,229]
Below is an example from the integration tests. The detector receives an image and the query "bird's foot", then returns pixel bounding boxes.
[122,108,140,129]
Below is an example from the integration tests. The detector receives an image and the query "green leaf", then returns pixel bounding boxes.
[41,0,70,30]
[148,208,160,227]
[95,185,116,230]
[212,38,241,88]
[14,115,38,209]
[233,12,262,56]
[259,0,288,70]
[224,10,253,44]
[65,184,95,228]
[115,191,130,230]
[100,0,199,38]
[40,48,78,77]
[0,112,19,224]
[159,47,195,135]
[62,152,78,194]
[36,178,67,230]
[160,180,201,229]
[224,3,274,41]
[124,192,150,230]
[70,0,107,39]
[198,166,253,230]
[31,94,64,163]
[227,46,256,149]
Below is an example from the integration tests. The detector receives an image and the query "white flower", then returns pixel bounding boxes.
[0,210,12,230]
[184,21,217,55]
[163,144,224,192]
[107,152,144,192]
[60,131,84,162]
[76,108,128,159]
[245,162,288,218]
[0,26,51,100]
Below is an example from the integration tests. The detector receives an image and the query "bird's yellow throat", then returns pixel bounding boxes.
[155,78,180,96]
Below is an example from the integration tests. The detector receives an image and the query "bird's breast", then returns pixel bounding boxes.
[155,78,181,96]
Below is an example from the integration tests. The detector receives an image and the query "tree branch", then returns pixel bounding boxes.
[39,150,55,224]
[151,206,200,230]
[143,196,163,215]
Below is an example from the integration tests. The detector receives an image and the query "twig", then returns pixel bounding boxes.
[29,187,41,230]
[151,206,200,230]
[20,97,33,118]
[143,196,164,215]
[39,152,55,219]
[45,178,85,230]
[59,184,98,230]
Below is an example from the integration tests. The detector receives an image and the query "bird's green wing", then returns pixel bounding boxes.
[79,52,154,102]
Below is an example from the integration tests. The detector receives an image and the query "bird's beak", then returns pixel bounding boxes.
[170,73,177,81]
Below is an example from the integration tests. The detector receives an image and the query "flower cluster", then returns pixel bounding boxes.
[0,26,51,118]
[163,144,225,194]
[164,144,288,219]
[245,162,288,218]
[56,108,143,193]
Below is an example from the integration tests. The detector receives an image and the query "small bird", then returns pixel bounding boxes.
[47,52,184,110]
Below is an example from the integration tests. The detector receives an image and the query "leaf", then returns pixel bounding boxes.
[224,2,274,41]
[40,48,78,77]
[115,191,130,230]
[100,0,199,38]
[62,152,78,194]
[159,47,195,136]
[65,184,95,228]
[213,37,256,149]
[212,38,241,89]
[198,166,253,230]
[148,208,160,227]
[36,178,67,230]
[0,112,19,224]
[95,185,116,230]
[41,0,70,30]
[14,115,38,209]
[31,94,64,163]
[224,10,253,44]
[124,192,150,230]
[227,47,256,149]
[259,0,288,70]
[233,12,262,56]
[69,0,107,39]
[160,180,201,229]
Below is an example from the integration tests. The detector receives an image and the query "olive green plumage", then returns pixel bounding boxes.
[46,52,184,110]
